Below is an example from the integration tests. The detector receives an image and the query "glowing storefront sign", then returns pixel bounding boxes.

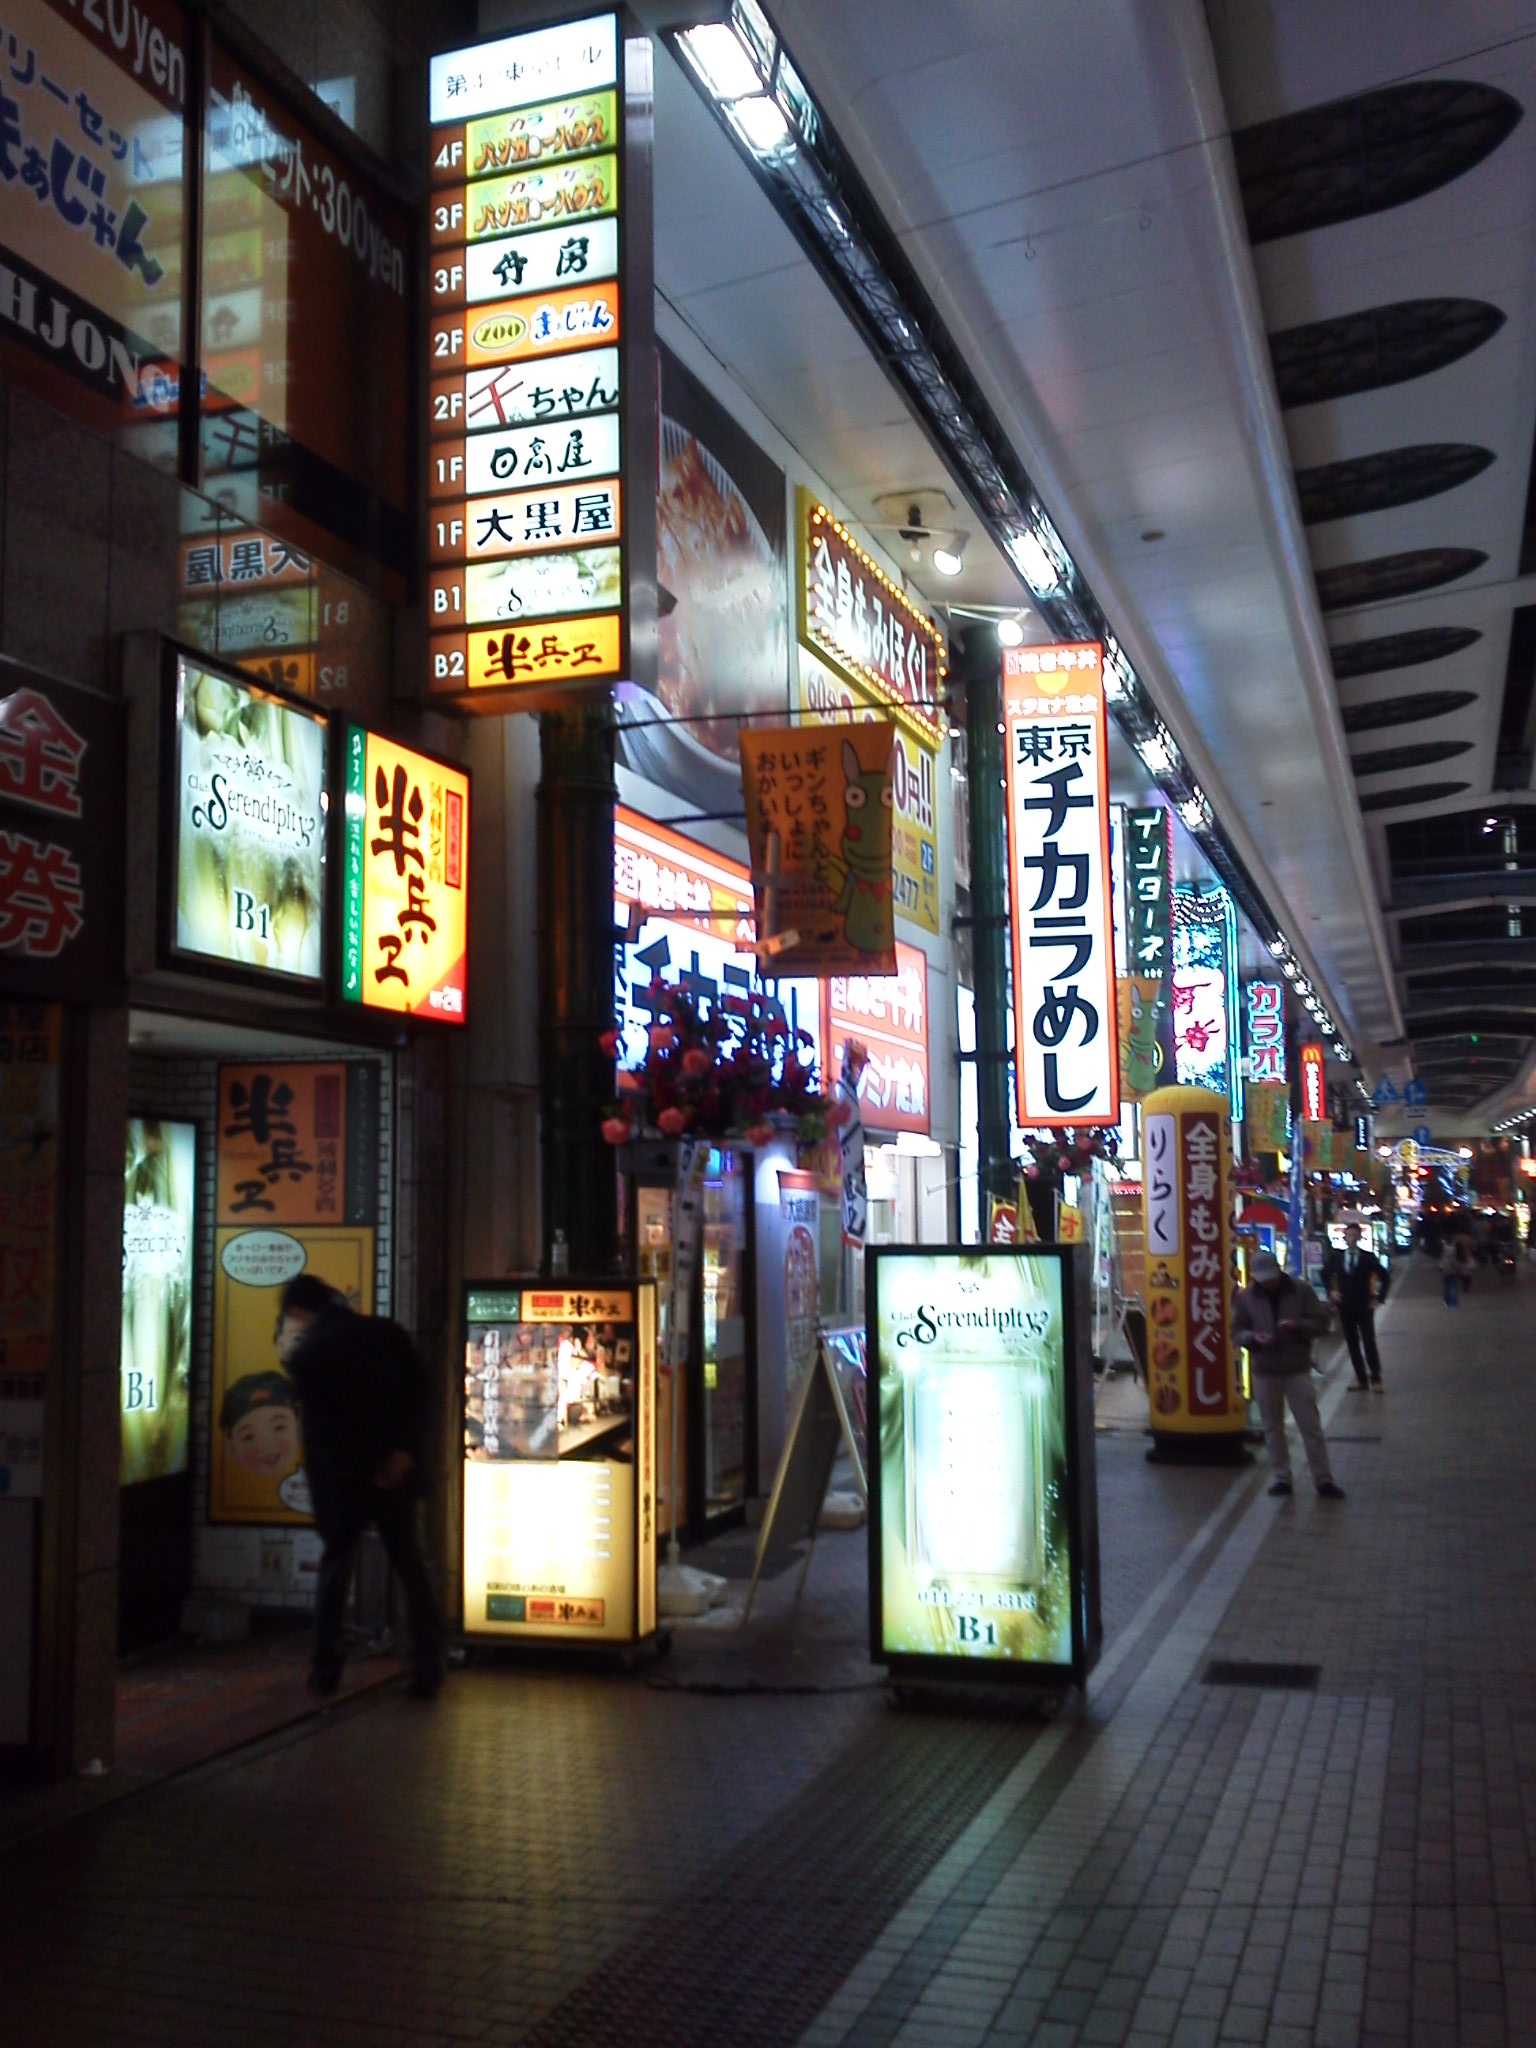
[825,940,930,1136]
[1245,979,1287,1084]
[341,729,469,1021]
[1171,885,1242,1122]
[1300,1040,1326,1122]
[613,805,822,1077]
[428,14,640,703]
[868,1247,1096,1681]
[121,1118,195,1486]
[797,492,945,746]
[1003,642,1118,1128]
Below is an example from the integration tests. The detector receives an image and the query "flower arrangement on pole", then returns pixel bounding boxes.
[601,983,830,1148]
[1019,1125,1119,1237]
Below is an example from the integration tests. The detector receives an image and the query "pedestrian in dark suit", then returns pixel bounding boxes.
[1323,1223,1388,1393]
[275,1274,445,1698]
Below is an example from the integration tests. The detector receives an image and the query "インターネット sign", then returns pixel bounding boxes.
[1003,642,1118,1127]
[342,728,469,1022]
[427,13,652,704]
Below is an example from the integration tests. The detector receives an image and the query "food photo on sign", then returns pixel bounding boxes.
[616,344,788,809]
[739,722,898,976]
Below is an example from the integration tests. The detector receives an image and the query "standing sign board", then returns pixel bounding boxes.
[426,12,656,707]
[1003,643,1118,1128]
[0,667,125,1002]
[461,1277,657,1644]
[742,1325,867,1625]
[868,1246,1100,1685]
[1141,1085,1242,1441]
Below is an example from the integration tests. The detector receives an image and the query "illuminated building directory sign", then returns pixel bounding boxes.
[427,14,653,705]
[1002,643,1118,1128]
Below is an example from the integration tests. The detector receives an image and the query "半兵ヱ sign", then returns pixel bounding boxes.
[341,729,469,1022]
[1003,643,1117,1127]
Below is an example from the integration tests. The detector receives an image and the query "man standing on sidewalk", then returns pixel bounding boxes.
[1234,1250,1345,1500]
[1323,1222,1388,1393]
[275,1275,446,1698]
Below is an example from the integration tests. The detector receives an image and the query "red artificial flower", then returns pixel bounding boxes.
[682,1046,712,1078]
[657,1106,687,1137]
[601,1116,630,1146]
[598,1028,622,1059]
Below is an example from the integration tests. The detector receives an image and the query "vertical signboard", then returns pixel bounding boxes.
[1300,1041,1326,1123]
[427,13,653,703]
[341,728,470,1021]
[1142,1086,1241,1440]
[1244,979,1287,1084]
[0,669,125,1002]
[1002,642,1118,1127]
[461,1279,657,1642]
[797,496,946,747]
[121,1118,196,1486]
[1124,806,1171,978]
[867,1246,1099,1682]
[1172,886,1242,1122]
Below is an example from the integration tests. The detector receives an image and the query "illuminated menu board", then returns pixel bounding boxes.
[427,14,651,704]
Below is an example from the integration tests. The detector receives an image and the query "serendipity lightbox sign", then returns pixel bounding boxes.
[426,13,653,705]
[1002,642,1118,1128]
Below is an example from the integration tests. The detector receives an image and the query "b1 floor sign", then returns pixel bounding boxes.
[1140,1085,1242,1441]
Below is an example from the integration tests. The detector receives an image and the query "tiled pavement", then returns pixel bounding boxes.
[5,1251,1536,2047]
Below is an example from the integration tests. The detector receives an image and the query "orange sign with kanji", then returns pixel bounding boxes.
[342,730,469,1022]
[216,1064,351,1226]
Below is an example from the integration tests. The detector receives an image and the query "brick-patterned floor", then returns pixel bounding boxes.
[5,1251,1533,2048]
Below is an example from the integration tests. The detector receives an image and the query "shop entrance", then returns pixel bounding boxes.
[116,1013,394,1756]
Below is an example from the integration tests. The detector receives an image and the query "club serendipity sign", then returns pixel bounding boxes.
[1002,642,1117,1127]
[428,13,645,701]
[171,657,326,986]
[342,729,470,1021]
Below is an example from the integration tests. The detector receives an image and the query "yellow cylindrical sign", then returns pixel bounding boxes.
[1141,1085,1242,1438]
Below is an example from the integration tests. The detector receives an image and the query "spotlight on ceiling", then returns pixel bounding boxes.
[932,544,965,577]
[996,616,1025,648]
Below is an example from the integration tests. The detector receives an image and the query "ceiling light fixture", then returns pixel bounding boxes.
[932,544,964,577]
[996,616,1025,648]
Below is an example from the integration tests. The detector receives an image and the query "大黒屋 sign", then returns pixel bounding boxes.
[796,494,944,747]
[342,729,469,1022]
[427,12,650,704]
[1003,642,1118,1128]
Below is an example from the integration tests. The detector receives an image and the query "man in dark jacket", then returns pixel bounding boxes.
[1322,1222,1388,1392]
[276,1274,445,1697]
[1233,1250,1344,1500]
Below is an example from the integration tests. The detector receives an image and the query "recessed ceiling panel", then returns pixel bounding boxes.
[1341,689,1477,732]
[1296,444,1495,525]
[1317,548,1486,612]
[1331,627,1483,678]
[1359,779,1470,812]
[1351,739,1473,776]
[1234,81,1521,244]
[1270,299,1506,409]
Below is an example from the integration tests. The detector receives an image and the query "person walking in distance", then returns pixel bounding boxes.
[1323,1222,1388,1393]
[1234,1250,1344,1500]
[1440,1236,1460,1307]
[274,1274,446,1698]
